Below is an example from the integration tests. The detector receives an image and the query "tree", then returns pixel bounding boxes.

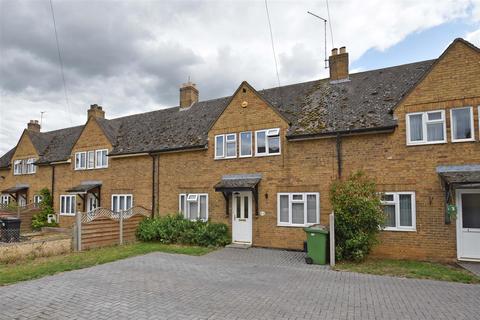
[330,171,385,261]
[31,188,58,230]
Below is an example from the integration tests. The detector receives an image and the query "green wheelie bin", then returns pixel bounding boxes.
[304,225,328,265]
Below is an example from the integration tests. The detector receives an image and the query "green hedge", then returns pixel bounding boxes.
[136,214,230,247]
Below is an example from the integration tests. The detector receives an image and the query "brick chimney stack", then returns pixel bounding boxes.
[88,104,105,119]
[180,82,199,109]
[27,120,41,132]
[329,46,349,82]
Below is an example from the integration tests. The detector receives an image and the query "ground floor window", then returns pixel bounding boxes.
[179,193,208,221]
[277,193,319,227]
[60,195,76,215]
[381,192,416,231]
[111,194,133,212]
[1,194,10,205]
[33,195,43,205]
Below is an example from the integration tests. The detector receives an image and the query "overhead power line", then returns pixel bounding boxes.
[264,0,281,89]
[49,0,72,124]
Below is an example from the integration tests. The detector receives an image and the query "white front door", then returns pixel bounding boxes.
[232,192,252,244]
[86,193,98,213]
[457,189,480,261]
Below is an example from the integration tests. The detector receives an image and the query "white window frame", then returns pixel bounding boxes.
[87,151,95,169]
[60,195,76,216]
[225,133,237,159]
[95,149,109,168]
[381,192,416,232]
[33,195,43,204]
[214,135,225,159]
[179,193,208,221]
[255,128,281,156]
[111,194,133,212]
[75,152,87,170]
[239,131,253,157]
[13,160,22,175]
[26,158,36,174]
[406,110,446,145]
[277,192,319,227]
[451,106,474,143]
[1,195,10,205]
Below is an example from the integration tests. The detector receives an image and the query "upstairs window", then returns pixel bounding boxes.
[214,135,224,159]
[179,193,208,221]
[240,131,253,157]
[13,158,36,175]
[26,158,36,174]
[406,110,446,145]
[87,151,95,169]
[381,192,416,231]
[451,107,474,142]
[13,160,22,175]
[95,149,108,168]
[255,128,281,156]
[214,134,236,159]
[75,152,87,170]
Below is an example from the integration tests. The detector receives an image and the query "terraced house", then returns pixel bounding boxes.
[1,38,479,262]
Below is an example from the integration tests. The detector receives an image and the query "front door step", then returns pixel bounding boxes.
[226,243,252,249]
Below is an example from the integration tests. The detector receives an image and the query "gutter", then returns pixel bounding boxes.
[108,144,207,158]
[286,125,397,141]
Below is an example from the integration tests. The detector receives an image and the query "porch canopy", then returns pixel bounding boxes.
[66,183,101,194]
[437,164,480,224]
[214,174,261,216]
[1,185,28,200]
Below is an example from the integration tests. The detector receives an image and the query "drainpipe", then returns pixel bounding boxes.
[336,134,343,179]
[50,164,55,204]
[150,154,159,217]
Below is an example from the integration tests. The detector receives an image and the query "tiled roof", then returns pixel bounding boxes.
[0,58,438,166]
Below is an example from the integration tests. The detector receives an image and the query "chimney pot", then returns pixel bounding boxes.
[27,120,41,132]
[180,81,199,109]
[329,46,349,82]
[88,104,105,119]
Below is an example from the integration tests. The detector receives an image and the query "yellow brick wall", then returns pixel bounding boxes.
[0,131,52,205]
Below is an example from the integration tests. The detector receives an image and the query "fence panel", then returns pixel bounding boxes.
[74,207,150,251]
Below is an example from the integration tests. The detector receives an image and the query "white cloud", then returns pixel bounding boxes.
[1,0,479,154]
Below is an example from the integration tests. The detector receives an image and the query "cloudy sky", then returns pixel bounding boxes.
[1,0,479,155]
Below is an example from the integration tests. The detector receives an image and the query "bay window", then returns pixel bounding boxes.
[277,193,319,227]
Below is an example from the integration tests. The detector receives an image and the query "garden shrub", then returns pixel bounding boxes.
[330,171,385,262]
[31,188,59,230]
[136,214,230,247]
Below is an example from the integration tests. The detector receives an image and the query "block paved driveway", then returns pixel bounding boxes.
[1,248,479,320]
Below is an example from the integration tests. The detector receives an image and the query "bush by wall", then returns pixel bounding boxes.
[31,188,59,230]
[136,214,230,247]
[330,171,385,262]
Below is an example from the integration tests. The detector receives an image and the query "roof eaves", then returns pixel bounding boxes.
[286,124,397,141]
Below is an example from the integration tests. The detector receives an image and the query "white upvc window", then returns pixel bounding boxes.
[95,149,108,168]
[381,192,416,231]
[13,160,22,175]
[111,194,133,212]
[60,195,76,215]
[1,194,10,205]
[179,193,208,221]
[255,128,281,156]
[277,193,319,227]
[87,151,95,169]
[225,134,237,158]
[75,152,87,170]
[406,110,446,145]
[239,131,252,157]
[33,195,43,205]
[451,107,474,142]
[26,158,36,174]
[214,135,224,159]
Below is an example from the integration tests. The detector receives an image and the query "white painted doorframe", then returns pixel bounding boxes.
[456,189,480,261]
[232,191,253,244]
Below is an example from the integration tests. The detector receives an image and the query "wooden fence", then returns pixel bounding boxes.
[0,204,40,234]
[73,207,151,251]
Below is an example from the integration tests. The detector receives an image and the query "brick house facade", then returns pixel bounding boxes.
[1,38,479,261]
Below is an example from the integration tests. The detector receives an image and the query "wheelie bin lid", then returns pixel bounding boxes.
[304,225,328,234]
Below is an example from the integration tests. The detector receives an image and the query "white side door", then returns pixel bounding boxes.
[456,189,480,261]
[86,193,98,213]
[232,192,252,244]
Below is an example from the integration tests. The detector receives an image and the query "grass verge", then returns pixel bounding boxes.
[334,259,480,284]
[0,242,215,286]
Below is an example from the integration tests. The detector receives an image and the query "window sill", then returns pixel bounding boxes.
[451,138,475,143]
[382,227,416,232]
[59,213,76,216]
[406,141,446,146]
[254,153,281,157]
[277,223,317,228]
